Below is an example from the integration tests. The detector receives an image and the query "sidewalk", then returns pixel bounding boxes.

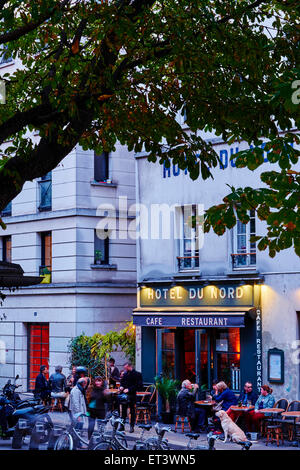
[49,411,300,451]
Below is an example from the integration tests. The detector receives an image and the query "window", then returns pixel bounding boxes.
[0,46,13,65]
[40,232,52,281]
[216,328,241,391]
[2,236,11,263]
[161,330,176,379]
[232,210,256,269]
[94,151,109,182]
[28,324,49,391]
[94,229,109,265]
[1,201,12,216]
[38,172,52,211]
[176,205,200,271]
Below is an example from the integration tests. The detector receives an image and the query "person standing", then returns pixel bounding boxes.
[34,365,50,404]
[49,365,68,409]
[69,377,88,418]
[108,358,120,388]
[86,376,110,439]
[118,362,143,433]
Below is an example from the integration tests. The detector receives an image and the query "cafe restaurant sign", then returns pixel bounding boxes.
[140,284,254,308]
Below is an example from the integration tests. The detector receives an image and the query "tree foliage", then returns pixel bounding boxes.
[0,1,299,253]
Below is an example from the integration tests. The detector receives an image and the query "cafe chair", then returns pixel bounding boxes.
[282,401,300,441]
[261,398,289,439]
[175,415,192,433]
[135,384,156,425]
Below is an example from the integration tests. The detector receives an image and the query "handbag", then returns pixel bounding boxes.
[118,393,129,404]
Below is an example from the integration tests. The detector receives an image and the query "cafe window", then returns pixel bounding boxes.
[232,210,256,269]
[94,151,109,182]
[28,323,49,391]
[176,205,200,271]
[2,236,12,263]
[215,328,241,391]
[161,330,176,379]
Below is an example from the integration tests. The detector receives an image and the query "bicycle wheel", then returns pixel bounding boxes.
[54,432,74,450]
[93,441,116,450]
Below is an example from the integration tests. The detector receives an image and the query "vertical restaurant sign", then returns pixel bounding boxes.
[256,308,263,390]
[140,284,254,308]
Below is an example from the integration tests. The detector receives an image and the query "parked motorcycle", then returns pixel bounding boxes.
[0,375,53,449]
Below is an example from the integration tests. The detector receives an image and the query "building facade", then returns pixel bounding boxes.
[133,134,300,401]
[0,91,136,390]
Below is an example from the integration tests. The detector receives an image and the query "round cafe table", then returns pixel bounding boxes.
[281,411,300,445]
[258,408,285,423]
[195,400,216,406]
[230,405,254,412]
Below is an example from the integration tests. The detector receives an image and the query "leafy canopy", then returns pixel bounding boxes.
[0,0,299,254]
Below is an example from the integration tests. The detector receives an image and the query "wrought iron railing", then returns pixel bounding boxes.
[177,255,200,271]
[231,252,256,270]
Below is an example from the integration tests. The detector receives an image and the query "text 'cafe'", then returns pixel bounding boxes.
[133,281,263,393]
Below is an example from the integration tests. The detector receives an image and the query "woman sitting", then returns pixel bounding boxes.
[212,381,238,411]
[245,384,275,431]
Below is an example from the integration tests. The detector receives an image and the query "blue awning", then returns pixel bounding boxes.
[132,312,248,328]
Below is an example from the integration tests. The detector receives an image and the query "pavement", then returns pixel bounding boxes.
[1,410,299,451]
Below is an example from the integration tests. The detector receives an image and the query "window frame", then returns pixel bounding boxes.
[232,210,256,270]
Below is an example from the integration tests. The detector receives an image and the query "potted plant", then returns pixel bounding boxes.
[155,375,180,424]
[94,250,102,265]
[40,266,51,284]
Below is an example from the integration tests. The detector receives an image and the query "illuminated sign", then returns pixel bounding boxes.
[140,284,254,308]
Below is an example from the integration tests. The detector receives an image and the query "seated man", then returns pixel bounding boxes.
[176,380,206,432]
[227,381,258,422]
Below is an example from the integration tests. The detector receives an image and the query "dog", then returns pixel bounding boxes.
[215,410,248,444]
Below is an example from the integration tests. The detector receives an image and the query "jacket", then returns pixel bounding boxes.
[120,369,143,398]
[69,383,87,417]
[213,388,238,411]
[49,372,67,393]
[176,388,197,417]
[109,366,120,384]
[87,387,106,412]
[34,373,50,400]
[254,393,275,411]
[238,389,259,406]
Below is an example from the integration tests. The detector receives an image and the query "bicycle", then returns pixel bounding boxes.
[91,412,129,450]
[53,411,91,450]
[133,422,173,450]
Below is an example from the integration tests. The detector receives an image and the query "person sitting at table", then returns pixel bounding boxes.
[227,381,258,421]
[244,384,275,431]
[212,381,238,411]
[176,380,207,431]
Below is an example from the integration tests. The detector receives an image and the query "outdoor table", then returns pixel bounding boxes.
[230,405,254,412]
[281,411,300,445]
[259,408,285,423]
[195,400,216,406]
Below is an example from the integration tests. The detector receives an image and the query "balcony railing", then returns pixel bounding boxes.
[39,265,51,283]
[231,253,256,270]
[177,256,200,271]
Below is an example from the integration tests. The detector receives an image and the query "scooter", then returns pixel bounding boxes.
[0,375,53,448]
